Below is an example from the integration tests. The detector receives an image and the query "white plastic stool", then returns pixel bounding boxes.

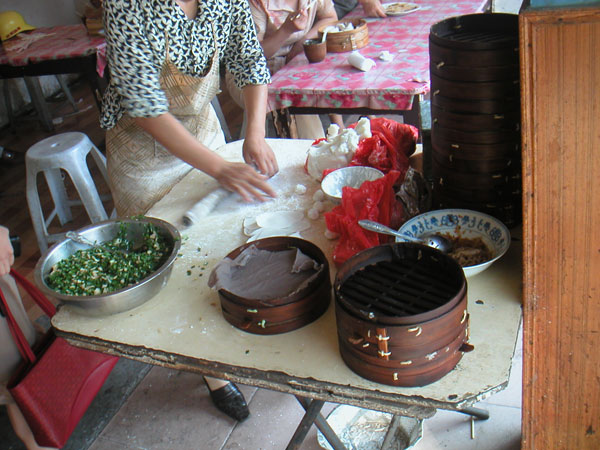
[25,132,112,252]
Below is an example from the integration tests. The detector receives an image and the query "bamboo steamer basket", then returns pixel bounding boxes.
[333,243,472,387]
[215,237,331,335]
[318,19,369,53]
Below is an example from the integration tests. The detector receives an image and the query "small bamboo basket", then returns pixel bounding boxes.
[318,19,369,53]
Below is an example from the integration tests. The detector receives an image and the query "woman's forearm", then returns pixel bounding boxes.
[242,84,269,139]
[133,113,225,178]
[260,28,293,59]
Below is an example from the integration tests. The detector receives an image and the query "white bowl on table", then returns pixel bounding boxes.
[398,208,511,277]
[320,166,385,203]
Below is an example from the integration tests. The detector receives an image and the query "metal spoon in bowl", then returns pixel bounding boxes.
[358,220,453,253]
[65,231,136,256]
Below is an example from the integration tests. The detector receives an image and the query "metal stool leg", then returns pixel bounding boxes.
[56,75,79,113]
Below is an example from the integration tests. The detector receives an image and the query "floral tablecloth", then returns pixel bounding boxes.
[0,24,106,76]
[267,0,489,112]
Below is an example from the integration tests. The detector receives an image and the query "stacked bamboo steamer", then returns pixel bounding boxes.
[429,13,521,228]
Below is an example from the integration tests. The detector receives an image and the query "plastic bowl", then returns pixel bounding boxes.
[398,209,511,277]
[321,166,385,203]
[34,217,181,316]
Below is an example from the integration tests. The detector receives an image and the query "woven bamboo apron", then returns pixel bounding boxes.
[106,30,225,217]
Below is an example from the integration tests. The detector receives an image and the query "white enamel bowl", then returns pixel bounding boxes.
[321,166,385,203]
[398,209,511,277]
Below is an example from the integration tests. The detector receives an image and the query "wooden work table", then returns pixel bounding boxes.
[51,139,522,447]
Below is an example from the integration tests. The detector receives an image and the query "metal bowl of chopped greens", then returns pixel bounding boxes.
[34,216,181,316]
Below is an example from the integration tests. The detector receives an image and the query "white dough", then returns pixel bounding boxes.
[256,210,305,229]
[324,229,340,240]
[307,208,319,220]
[295,184,307,195]
[313,201,325,213]
[354,117,372,139]
[327,124,340,139]
[312,189,325,202]
[243,216,260,237]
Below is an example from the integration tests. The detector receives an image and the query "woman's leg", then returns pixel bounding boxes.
[6,403,57,450]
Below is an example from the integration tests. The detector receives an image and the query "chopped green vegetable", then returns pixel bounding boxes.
[46,223,171,296]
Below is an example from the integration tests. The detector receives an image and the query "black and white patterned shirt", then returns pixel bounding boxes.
[101,0,271,129]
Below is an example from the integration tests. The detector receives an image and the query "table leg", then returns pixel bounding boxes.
[294,397,348,450]
[402,94,423,133]
[23,76,55,132]
[1,79,16,132]
[381,414,403,450]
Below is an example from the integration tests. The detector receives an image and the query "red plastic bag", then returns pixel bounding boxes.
[349,117,418,176]
[325,170,403,265]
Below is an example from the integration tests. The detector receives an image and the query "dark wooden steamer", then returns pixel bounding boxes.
[334,243,470,387]
[429,13,521,226]
[217,237,331,335]
[432,93,520,115]
[432,146,518,173]
[435,192,522,229]
[431,74,520,101]
[431,105,520,132]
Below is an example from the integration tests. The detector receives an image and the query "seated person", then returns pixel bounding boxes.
[226,0,341,139]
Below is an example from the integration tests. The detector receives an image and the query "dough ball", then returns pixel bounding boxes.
[307,208,319,220]
[312,190,325,202]
[313,201,325,213]
[295,184,307,195]
[324,229,340,240]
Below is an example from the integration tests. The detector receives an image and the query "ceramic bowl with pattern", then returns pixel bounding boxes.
[398,209,511,277]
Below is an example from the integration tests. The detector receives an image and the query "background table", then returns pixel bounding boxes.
[267,0,490,135]
[0,24,106,131]
[51,139,522,448]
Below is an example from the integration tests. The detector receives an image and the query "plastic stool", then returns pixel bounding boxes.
[26,132,112,252]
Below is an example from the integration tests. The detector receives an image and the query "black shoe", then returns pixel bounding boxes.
[208,382,250,422]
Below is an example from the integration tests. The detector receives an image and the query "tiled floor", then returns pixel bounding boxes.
[78,322,521,450]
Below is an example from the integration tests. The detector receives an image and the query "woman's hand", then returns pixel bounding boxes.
[282,8,309,34]
[214,160,276,202]
[0,226,14,276]
[242,134,279,177]
[359,0,387,18]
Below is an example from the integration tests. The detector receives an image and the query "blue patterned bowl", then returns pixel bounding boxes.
[398,209,511,277]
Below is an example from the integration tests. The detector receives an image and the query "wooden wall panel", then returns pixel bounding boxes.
[520,6,600,449]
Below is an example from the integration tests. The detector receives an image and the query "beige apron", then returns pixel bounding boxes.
[106,32,226,217]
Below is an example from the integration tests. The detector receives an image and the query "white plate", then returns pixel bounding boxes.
[384,2,420,16]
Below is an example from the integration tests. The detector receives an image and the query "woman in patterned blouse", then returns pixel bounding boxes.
[102,0,278,217]
[101,0,276,422]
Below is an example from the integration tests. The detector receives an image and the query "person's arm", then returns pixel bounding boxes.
[260,10,309,59]
[222,1,280,182]
[133,114,275,201]
[0,226,14,276]
[286,2,339,62]
[241,84,279,177]
[359,0,387,18]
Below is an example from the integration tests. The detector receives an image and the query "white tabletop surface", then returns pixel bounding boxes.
[52,138,522,414]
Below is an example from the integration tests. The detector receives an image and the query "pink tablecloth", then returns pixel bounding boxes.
[0,24,106,76]
[267,0,489,112]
